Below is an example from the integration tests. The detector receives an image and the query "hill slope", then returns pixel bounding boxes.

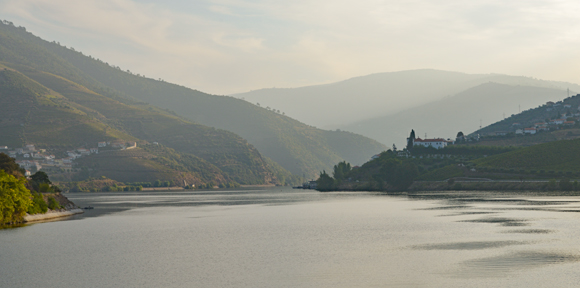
[235,69,580,129]
[0,66,274,185]
[0,21,386,178]
[474,138,580,172]
[341,83,569,147]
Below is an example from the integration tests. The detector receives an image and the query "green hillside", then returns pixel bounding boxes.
[474,138,580,172]
[471,93,580,136]
[0,21,386,178]
[0,66,278,185]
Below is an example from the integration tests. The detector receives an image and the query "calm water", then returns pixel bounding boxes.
[2,188,580,287]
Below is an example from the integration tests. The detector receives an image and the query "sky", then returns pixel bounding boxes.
[1,0,579,95]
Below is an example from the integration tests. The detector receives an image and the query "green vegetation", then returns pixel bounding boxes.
[0,170,32,224]
[416,165,464,181]
[474,138,580,172]
[27,192,47,214]
[317,152,419,191]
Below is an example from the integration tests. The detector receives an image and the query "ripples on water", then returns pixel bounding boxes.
[1,188,580,287]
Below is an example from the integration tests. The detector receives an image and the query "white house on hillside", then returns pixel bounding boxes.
[412,138,453,149]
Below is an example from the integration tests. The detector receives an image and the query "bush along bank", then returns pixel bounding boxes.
[1,154,81,226]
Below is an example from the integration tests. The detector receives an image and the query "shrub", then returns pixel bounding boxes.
[47,196,61,210]
[27,192,48,215]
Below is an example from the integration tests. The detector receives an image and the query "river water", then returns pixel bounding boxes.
[1,187,580,287]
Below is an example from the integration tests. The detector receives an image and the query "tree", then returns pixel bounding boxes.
[456,131,465,142]
[0,170,32,225]
[316,171,335,191]
[31,171,51,185]
[406,130,416,150]
[0,153,25,178]
[333,161,351,181]
[374,158,418,190]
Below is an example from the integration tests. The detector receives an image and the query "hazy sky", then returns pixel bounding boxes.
[1,0,579,95]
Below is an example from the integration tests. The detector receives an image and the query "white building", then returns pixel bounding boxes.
[515,129,524,135]
[524,128,537,134]
[98,142,107,147]
[413,138,452,149]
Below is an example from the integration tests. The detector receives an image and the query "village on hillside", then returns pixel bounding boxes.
[0,141,138,176]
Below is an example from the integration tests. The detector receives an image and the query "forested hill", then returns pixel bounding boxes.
[0,63,275,186]
[0,20,386,178]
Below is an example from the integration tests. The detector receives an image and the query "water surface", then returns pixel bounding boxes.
[1,188,580,287]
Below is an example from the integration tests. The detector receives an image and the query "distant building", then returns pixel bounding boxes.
[524,128,537,135]
[371,154,380,160]
[23,153,30,158]
[25,170,31,177]
[25,144,35,151]
[515,129,524,135]
[564,104,572,108]
[0,146,7,150]
[546,101,555,106]
[537,125,549,131]
[564,121,575,126]
[98,142,107,148]
[413,138,452,149]
[512,123,521,126]
[495,131,509,136]
[90,148,99,154]
[550,119,565,125]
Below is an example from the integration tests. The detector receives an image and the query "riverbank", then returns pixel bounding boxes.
[324,180,580,194]
[23,208,84,223]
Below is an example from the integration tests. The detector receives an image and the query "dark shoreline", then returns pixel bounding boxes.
[320,180,580,195]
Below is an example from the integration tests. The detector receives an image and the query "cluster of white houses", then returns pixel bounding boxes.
[1,141,137,175]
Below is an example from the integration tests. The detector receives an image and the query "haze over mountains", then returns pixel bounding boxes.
[0,21,385,182]
[236,70,579,146]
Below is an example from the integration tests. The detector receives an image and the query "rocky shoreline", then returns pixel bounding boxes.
[23,208,84,223]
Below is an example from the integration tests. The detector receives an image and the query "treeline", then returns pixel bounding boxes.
[317,151,419,191]
[0,153,63,225]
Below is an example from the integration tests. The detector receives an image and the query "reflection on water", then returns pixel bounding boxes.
[502,229,554,234]
[460,217,529,226]
[456,251,580,278]
[412,240,529,250]
[1,188,580,288]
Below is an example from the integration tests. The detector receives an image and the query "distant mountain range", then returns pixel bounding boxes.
[235,70,580,146]
[0,21,386,181]
[343,83,572,147]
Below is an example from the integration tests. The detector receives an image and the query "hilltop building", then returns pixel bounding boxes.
[412,138,453,149]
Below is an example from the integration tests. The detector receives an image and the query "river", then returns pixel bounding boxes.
[1,187,580,287]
